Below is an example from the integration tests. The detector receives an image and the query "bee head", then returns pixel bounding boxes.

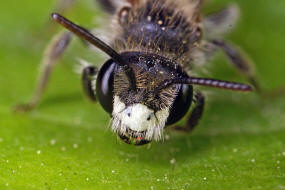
[52,13,253,145]
[96,52,193,145]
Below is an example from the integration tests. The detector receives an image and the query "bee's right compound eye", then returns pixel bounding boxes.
[96,59,116,114]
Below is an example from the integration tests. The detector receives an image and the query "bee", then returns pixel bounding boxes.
[16,0,258,145]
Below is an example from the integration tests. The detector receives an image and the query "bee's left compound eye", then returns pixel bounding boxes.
[96,60,116,114]
[166,84,193,125]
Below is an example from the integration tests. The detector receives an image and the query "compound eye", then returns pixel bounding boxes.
[96,59,116,114]
[166,84,193,125]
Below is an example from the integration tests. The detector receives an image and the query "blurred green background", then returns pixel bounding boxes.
[0,0,285,189]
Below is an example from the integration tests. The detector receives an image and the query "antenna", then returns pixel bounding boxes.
[51,13,124,65]
[157,76,253,92]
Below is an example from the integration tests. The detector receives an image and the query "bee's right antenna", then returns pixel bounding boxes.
[158,76,253,92]
[51,13,124,65]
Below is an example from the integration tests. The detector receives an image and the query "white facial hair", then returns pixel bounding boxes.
[112,96,169,141]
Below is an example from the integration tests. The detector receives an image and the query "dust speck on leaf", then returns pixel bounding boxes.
[37,150,41,155]
[164,174,168,180]
[170,158,176,165]
[73,144,78,149]
[50,139,56,145]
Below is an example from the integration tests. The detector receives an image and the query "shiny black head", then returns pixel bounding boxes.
[96,52,194,144]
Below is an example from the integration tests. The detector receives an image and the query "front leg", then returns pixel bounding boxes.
[174,92,205,132]
[81,63,99,102]
[15,32,72,112]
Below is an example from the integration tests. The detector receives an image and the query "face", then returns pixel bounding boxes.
[96,52,193,145]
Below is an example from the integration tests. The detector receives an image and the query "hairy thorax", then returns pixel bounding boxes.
[113,0,203,66]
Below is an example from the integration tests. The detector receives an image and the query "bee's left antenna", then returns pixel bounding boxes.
[51,13,124,65]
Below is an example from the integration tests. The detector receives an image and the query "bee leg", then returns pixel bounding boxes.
[96,0,117,14]
[81,64,98,102]
[211,39,261,92]
[174,92,205,132]
[211,40,285,97]
[203,4,240,39]
[14,32,72,112]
